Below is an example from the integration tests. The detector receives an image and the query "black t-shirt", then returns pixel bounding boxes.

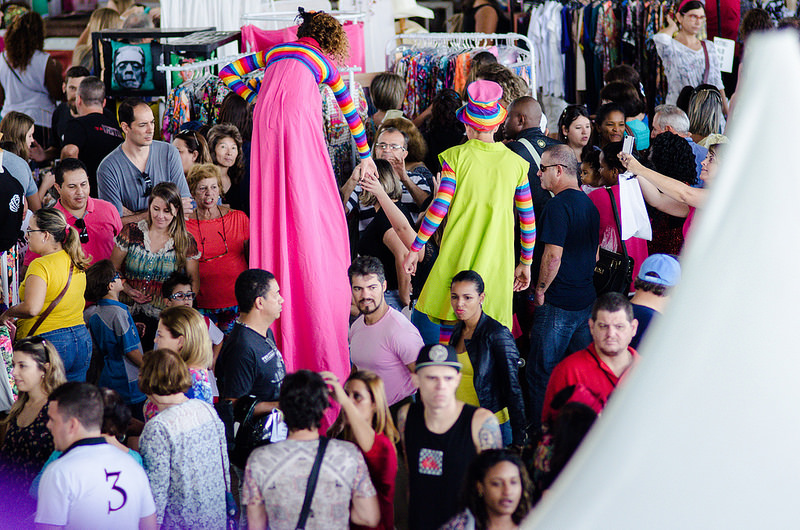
[534,188,599,310]
[62,112,124,195]
[357,203,414,291]
[462,3,511,33]
[217,323,286,402]
[50,103,74,150]
[506,128,561,222]
[630,304,658,350]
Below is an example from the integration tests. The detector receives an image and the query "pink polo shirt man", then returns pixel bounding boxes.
[25,197,122,266]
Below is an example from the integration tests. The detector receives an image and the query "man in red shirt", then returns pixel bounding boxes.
[542,292,640,425]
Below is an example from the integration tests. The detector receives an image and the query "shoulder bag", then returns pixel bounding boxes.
[700,41,710,84]
[593,188,634,296]
[28,262,74,336]
[206,405,239,530]
[296,437,330,530]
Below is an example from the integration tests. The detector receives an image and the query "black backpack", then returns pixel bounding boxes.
[0,165,24,253]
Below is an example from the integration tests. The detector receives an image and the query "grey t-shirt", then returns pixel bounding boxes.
[3,150,37,197]
[97,140,189,215]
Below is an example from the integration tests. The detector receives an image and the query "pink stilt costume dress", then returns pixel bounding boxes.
[219,38,370,399]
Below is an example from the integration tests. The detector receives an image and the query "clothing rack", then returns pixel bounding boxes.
[157,55,363,97]
[157,53,251,96]
[387,32,537,94]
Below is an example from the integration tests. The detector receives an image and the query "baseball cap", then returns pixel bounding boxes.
[415,344,462,372]
[638,254,681,287]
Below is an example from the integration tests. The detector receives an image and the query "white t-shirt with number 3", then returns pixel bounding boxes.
[36,441,156,529]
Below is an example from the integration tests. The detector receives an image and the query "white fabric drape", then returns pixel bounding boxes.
[524,32,800,529]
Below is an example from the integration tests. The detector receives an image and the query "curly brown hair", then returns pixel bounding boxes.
[5,11,45,70]
[296,9,349,64]
[471,63,528,106]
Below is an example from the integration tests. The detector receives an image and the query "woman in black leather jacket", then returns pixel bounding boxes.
[449,270,527,447]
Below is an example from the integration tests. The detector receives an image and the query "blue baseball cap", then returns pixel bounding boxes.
[638,254,681,287]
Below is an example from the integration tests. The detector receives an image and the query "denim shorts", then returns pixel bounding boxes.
[39,324,93,382]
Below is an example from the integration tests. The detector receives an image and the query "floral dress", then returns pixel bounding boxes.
[0,404,54,521]
[116,220,199,319]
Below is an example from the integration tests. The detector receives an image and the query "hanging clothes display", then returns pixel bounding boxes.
[162,76,235,140]
[523,0,674,114]
[0,245,19,310]
[0,325,14,413]
[390,33,536,118]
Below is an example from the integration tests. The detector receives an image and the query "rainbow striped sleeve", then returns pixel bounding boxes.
[219,51,269,103]
[515,182,535,265]
[410,163,457,252]
[318,59,370,158]
[254,43,370,158]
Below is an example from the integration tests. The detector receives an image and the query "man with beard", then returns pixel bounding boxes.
[348,256,423,408]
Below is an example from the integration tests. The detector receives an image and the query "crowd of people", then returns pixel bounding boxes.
[0,2,794,529]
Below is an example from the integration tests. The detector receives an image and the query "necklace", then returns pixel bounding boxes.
[195,206,228,262]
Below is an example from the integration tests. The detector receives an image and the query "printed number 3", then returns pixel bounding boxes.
[105,470,128,513]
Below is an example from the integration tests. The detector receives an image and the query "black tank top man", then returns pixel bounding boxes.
[404,401,478,530]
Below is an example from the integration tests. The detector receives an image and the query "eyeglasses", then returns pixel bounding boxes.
[540,164,565,172]
[375,142,407,152]
[169,291,196,301]
[683,14,706,21]
[74,218,89,244]
[141,172,153,197]
[26,228,46,235]
[112,272,121,282]
[196,209,229,262]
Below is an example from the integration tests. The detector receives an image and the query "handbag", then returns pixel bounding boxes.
[594,188,634,296]
[700,41,710,84]
[28,262,73,336]
[296,437,329,530]
[230,397,287,469]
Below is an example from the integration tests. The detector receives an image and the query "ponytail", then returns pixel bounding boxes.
[63,225,92,271]
[34,208,92,270]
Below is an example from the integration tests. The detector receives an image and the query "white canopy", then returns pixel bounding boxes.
[524,32,800,529]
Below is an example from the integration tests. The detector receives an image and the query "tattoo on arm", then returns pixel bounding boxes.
[477,414,502,450]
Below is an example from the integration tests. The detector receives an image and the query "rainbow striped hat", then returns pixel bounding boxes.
[456,80,507,131]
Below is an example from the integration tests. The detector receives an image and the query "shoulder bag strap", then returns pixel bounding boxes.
[296,437,330,530]
[700,40,710,84]
[2,54,24,84]
[28,262,73,337]
[606,187,628,261]
[517,137,542,168]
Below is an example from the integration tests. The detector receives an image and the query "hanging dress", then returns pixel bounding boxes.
[219,38,370,391]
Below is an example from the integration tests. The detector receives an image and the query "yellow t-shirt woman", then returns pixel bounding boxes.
[17,250,86,337]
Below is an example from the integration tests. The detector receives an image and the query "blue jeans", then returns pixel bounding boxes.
[39,325,93,382]
[526,301,593,432]
[500,421,512,447]
[411,308,440,345]
[384,290,404,312]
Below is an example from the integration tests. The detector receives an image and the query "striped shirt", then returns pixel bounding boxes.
[219,38,370,159]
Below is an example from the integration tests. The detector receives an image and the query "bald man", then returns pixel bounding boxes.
[504,96,560,223]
